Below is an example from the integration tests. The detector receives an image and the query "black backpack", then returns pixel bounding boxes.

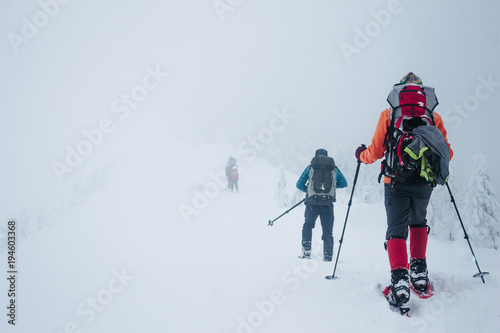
[307,155,336,205]
[380,83,439,185]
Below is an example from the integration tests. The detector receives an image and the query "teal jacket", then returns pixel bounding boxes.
[296,166,348,193]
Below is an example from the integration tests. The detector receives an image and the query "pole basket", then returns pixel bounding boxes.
[474,272,489,279]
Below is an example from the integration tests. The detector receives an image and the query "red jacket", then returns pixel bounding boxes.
[231,168,239,181]
[360,109,453,184]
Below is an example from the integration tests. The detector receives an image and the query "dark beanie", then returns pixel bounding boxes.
[315,149,328,156]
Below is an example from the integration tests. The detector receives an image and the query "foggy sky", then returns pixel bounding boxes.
[1,0,499,210]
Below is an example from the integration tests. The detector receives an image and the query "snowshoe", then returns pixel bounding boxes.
[298,249,311,259]
[382,285,411,316]
[410,282,434,299]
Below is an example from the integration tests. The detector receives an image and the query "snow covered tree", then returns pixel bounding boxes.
[462,153,500,249]
[427,175,462,242]
[290,189,306,205]
[354,162,384,204]
[274,169,290,208]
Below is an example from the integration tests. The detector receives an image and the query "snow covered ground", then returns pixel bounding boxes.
[1,142,499,333]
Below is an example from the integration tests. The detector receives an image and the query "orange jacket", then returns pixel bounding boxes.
[360,109,453,184]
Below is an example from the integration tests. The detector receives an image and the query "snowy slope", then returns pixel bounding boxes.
[1,143,499,333]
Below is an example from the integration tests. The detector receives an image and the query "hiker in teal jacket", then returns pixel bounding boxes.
[296,149,347,261]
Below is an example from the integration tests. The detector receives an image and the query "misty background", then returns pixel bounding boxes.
[1,0,499,228]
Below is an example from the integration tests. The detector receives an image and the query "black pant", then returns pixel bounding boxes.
[302,202,334,257]
[384,183,433,240]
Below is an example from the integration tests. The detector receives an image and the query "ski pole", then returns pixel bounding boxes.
[446,182,489,283]
[326,153,363,280]
[268,199,306,226]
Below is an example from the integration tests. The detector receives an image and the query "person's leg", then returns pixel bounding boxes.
[408,184,433,292]
[319,204,334,261]
[384,184,412,304]
[385,184,412,242]
[385,184,412,270]
[302,203,319,257]
[408,184,433,258]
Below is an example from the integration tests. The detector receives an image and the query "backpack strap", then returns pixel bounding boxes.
[383,107,397,148]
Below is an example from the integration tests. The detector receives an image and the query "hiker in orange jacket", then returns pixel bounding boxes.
[355,73,453,310]
[230,165,239,193]
[360,110,453,178]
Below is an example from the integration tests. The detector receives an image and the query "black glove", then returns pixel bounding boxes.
[355,145,367,161]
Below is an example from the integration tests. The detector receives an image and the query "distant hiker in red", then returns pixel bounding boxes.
[225,157,237,189]
[230,165,239,193]
[355,73,453,311]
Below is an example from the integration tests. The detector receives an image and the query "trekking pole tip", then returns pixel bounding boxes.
[268,220,273,226]
[473,271,489,283]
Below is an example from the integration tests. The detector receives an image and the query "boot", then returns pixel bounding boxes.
[389,268,410,306]
[323,237,334,262]
[410,258,429,293]
[300,241,311,259]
